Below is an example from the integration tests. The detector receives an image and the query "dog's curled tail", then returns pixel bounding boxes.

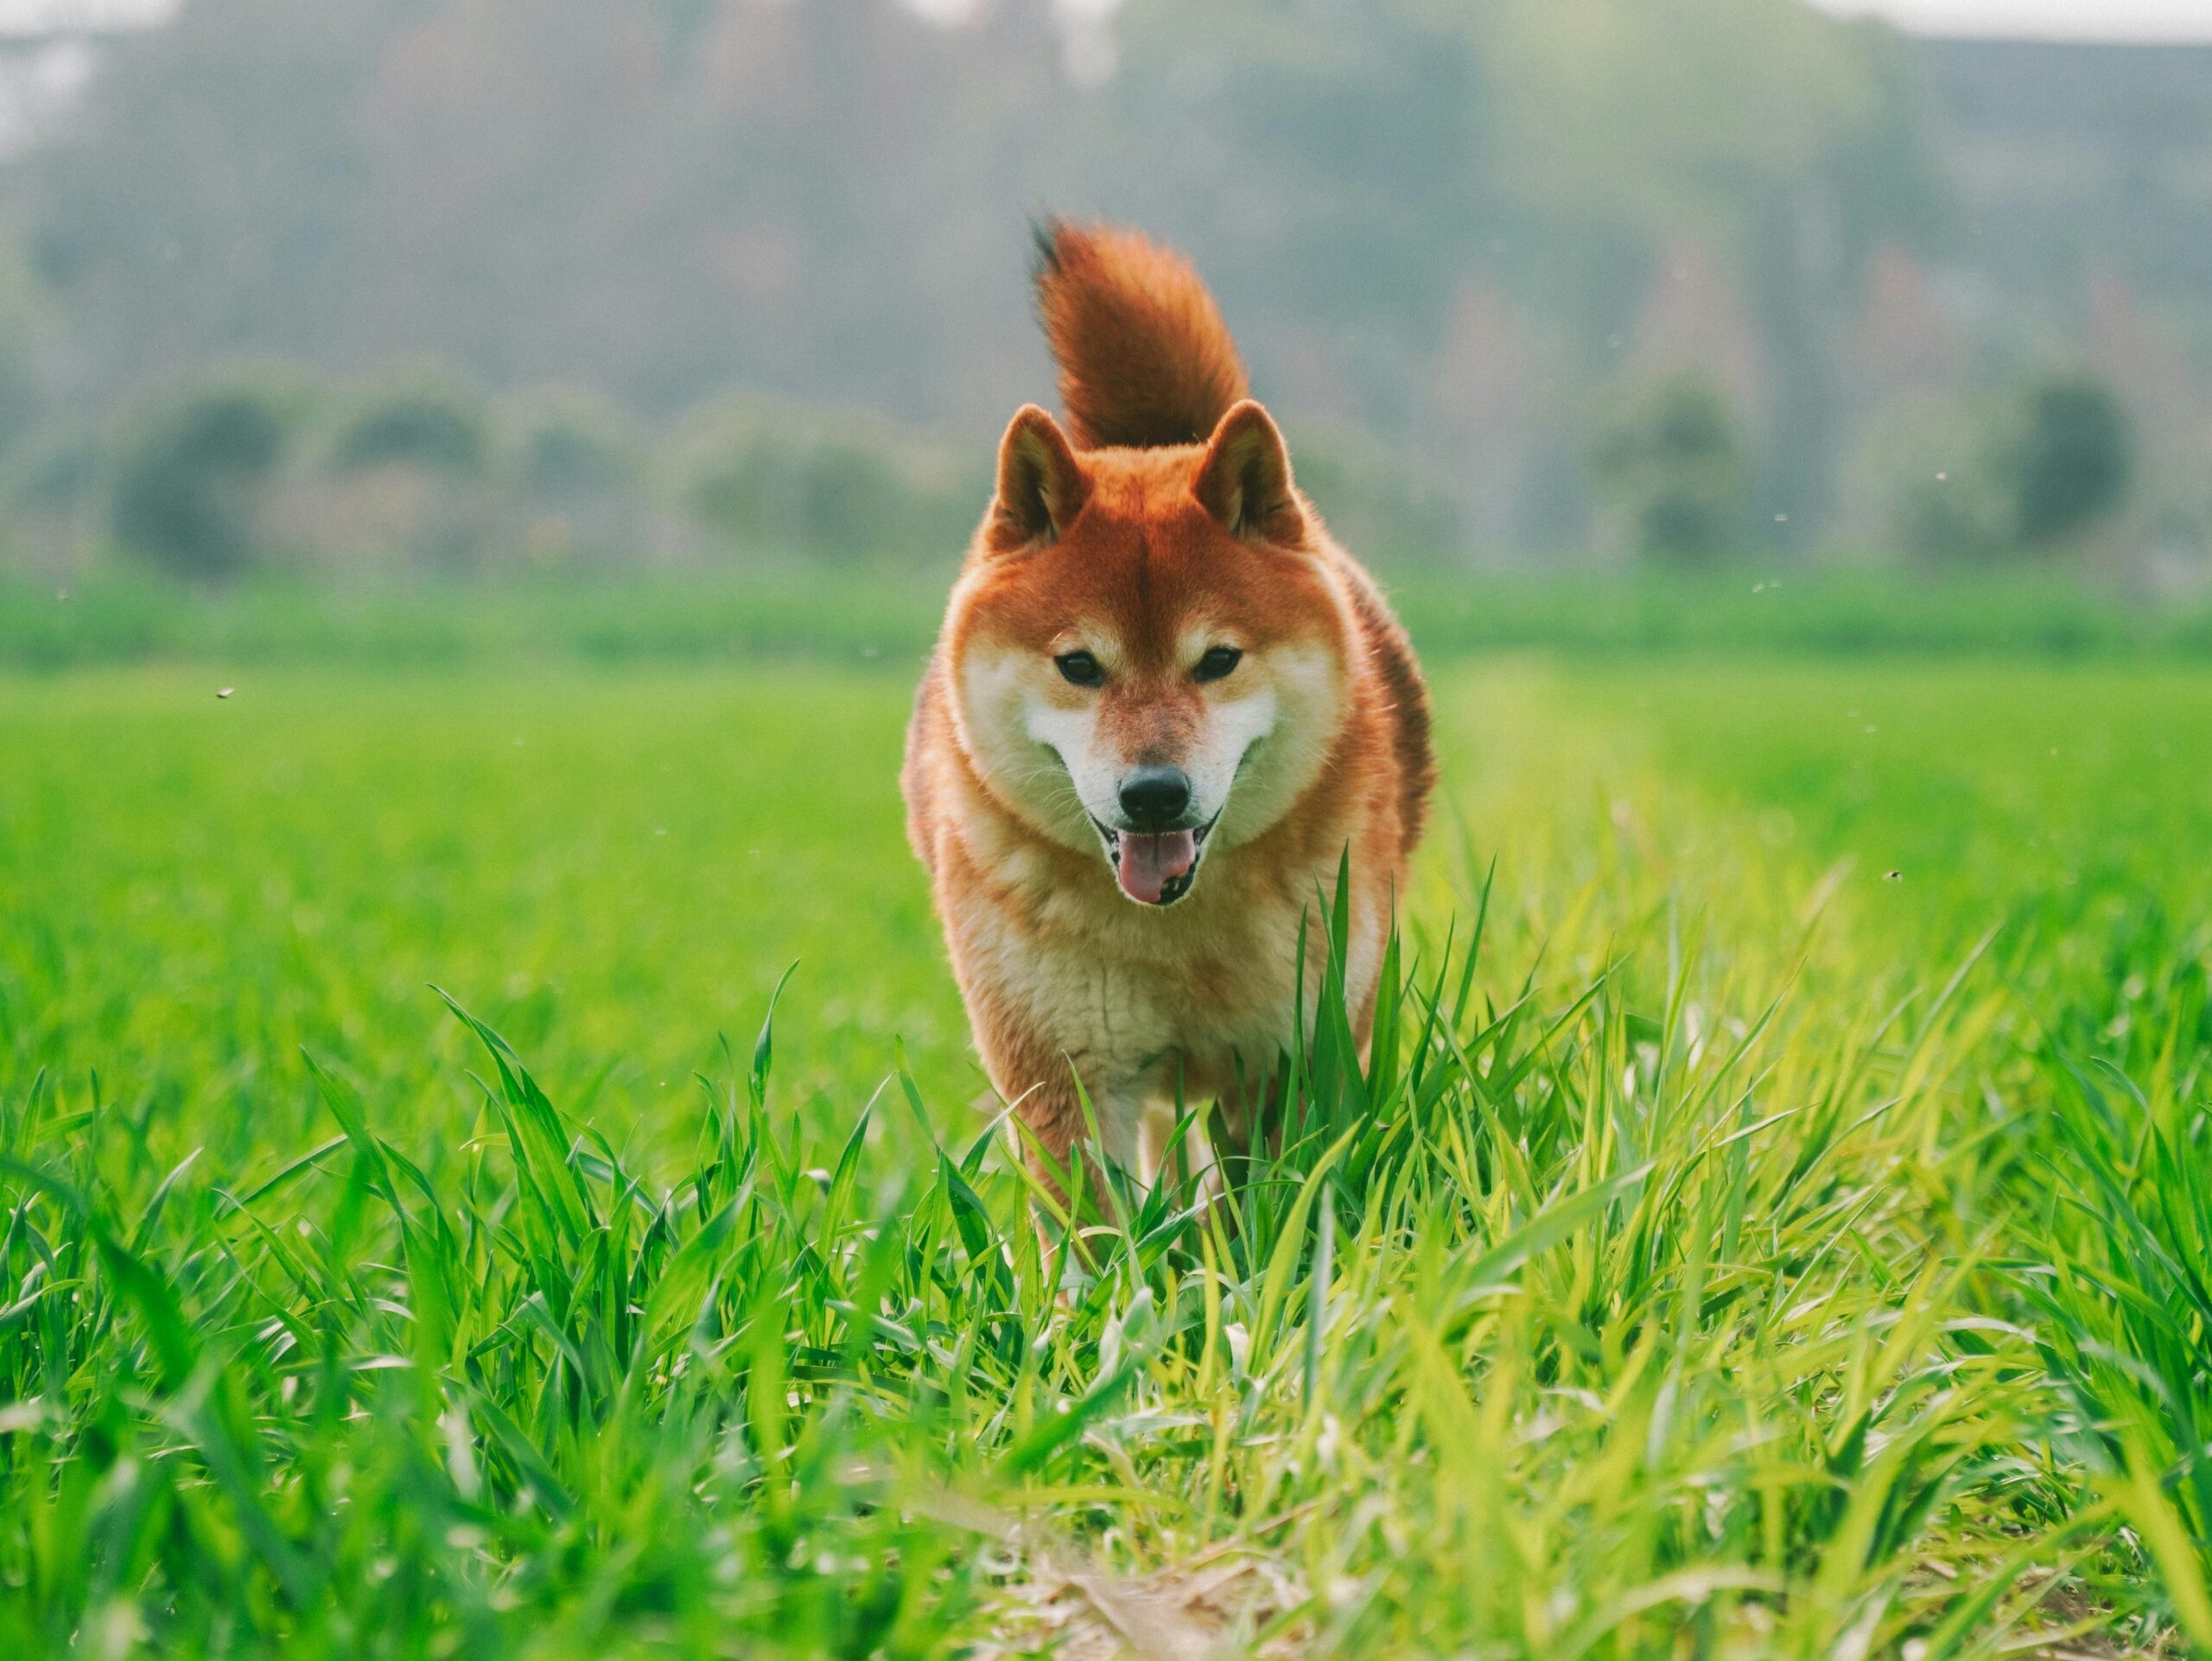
[1033,219,1249,451]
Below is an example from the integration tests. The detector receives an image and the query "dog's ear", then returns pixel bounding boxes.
[1194,400,1306,546]
[989,405,1090,550]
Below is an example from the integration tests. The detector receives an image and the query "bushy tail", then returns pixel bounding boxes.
[1033,220,1249,451]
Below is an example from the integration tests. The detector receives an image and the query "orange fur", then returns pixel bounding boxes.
[1033,220,1250,450]
[905,224,1433,1190]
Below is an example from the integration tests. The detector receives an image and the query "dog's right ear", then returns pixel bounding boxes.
[1195,400,1306,546]
[989,405,1090,551]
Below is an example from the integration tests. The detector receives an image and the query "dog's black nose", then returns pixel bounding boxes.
[1119,765,1192,828]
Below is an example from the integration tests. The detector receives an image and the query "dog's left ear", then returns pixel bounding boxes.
[1195,400,1306,546]
[990,404,1090,551]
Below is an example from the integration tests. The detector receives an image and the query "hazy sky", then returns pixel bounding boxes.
[0,0,175,35]
[0,0,2208,46]
[1809,0,2212,39]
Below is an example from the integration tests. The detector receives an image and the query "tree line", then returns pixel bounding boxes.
[0,0,2171,574]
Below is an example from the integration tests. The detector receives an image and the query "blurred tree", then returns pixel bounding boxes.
[1287,424,1464,566]
[1479,0,1942,537]
[1867,372,2133,563]
[330,368,492,477]
[2009,373,2133,547]
[673,397,982,562]
[1900,465,2014,566]
[510,388,642,505]
[312,367,498,571]
[9,0,1949,561]
[4,423,106,574]
[504,387,648,568]
[1587,374,1748,563]
[1847,391,2010,563]
[109,369,302,579]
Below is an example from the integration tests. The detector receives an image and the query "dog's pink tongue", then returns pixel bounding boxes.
[1116,830,1198,904]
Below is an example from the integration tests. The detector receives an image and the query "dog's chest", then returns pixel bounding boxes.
[982,885,1306,1086]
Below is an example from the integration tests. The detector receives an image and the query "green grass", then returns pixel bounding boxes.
[11,564,2212,671]
[3,655,2210,1656]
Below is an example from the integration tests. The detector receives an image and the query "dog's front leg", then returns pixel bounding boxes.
[1007,1074,1107,1213]
[971,1012,1127,1252]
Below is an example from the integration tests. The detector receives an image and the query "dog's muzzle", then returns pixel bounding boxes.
[1091,812,1217,907]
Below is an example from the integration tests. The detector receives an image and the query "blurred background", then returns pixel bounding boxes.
[0,0,2209,651]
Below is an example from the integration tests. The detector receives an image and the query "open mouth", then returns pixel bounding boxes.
[1091,814,1218,907]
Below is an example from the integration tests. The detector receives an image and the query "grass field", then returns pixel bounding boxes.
[5,648,2212,1657]
[12,565,2212,671]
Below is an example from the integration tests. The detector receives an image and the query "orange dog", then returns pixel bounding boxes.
[903,221,1433,1193]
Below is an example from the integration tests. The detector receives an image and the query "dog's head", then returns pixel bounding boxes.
[947,399,1350,907]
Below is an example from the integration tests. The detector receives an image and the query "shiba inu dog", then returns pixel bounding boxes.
[903,221,1433,1197]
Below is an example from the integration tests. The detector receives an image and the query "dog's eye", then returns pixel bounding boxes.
[1054,651,1104,687]
[1194,646,1243,683]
